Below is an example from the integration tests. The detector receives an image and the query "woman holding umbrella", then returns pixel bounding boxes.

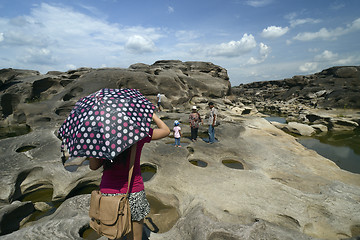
[59,88,170,240]
[89,113,169,240]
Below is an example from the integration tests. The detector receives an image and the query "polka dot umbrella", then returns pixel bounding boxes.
[58,88,155,161]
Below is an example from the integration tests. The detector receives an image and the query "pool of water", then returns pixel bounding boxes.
[265,116,360,174]
[298,131,360,174]
[264,116,287,124]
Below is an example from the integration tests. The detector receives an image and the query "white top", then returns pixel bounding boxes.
[173,126,181,138]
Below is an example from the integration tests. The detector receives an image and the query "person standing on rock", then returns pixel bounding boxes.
[207,102,217,144]
[89,113,170,240]
[157,93,162,112]
[189,106,203,141]
[173,120,182,147]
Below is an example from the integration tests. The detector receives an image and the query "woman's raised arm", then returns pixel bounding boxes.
[152,113,170,140]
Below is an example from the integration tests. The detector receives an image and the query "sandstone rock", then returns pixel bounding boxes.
[311,124,328,133]
[233,66,360,109]
[1,63,360,240]
[285,122,316,136]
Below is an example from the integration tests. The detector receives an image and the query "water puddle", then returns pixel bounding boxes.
[222,160,244,169]
[18,188,62,227]
[298,133,360,174]
[264,116,287,124]
[0,124,31,139]
[189,159,208,167]
[16,145,37,152]
[141,164,157,182]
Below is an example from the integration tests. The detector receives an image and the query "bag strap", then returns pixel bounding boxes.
[125,144,137,197]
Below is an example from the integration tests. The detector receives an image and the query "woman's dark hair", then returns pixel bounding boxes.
[103,147,131,170]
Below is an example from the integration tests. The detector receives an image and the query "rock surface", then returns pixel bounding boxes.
[232,66,360,109]
[0,63,360,240]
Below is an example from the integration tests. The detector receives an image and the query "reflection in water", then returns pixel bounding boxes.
[189,160,208,167]
[222,160,244,169]
[298,137,360,174]
[141,164,157,182]
[0,124,31,139]
[264,116,287,124]
[265,116,360,174]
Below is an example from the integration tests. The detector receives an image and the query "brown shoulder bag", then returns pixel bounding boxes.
[89,144,137,239]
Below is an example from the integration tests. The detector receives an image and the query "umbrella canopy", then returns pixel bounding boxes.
[58,88,155,161]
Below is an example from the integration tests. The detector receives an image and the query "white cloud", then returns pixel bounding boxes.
[314,50,338,61]
[168,6,174,13]
[125,35,156,54]
[0,3,164,72]
[20,48,56,65]
[245,0,273,7]
[207,34,257,57]
[66,64,77,70]
[293,17,360,41]
[261,26,289,38]
[248,42,271,64]
[334,56,356,65]
[290,18,321,27]
[299,62,318,72]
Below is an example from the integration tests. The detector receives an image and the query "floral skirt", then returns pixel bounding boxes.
[101,190,150,221]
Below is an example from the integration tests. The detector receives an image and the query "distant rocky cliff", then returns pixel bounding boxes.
[0,60,230,129]
[232,66,360,109]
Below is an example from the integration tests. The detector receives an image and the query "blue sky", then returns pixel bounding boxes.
[0,0,359,85]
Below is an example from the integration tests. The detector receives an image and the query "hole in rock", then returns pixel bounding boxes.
[1,93,20,117]
[27,78,57,102]
[62,87,84,101]
[351,224,360,237]
[60,79,73,87]
[145,195,180,233]
[18,188,61,225]
[19,188,53,203]
[222,159,244,169]
[0,124,31,139]
[16,145,37,153]
[189,159,208,167]
[62,93,74,101]
[66,184,99,200]
[141,163,157,182]
[80,226,102,240]
[187,146,194,154]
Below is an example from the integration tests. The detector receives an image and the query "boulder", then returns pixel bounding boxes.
[285,122,316,136]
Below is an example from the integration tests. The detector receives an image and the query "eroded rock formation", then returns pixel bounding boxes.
[0,62,359,240]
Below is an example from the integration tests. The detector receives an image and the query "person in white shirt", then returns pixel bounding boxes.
[156,93,162,111]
